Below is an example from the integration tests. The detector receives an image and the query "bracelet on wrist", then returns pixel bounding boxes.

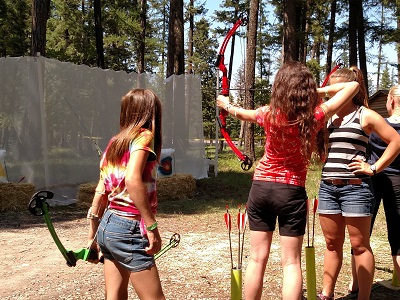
[224,103,232,112]
[224,103,242,115]
[146,221,158,231]
[95,190,105,195]
[87,207,99,220]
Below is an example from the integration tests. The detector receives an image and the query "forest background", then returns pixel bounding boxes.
[1,0,400,162]
[1,2,400,298]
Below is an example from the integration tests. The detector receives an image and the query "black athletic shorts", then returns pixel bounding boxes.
[372,173,400,256]
[247,180,307,237]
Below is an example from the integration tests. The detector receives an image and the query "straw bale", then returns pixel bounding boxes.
[77,182,97,205]
[0,183,35,212]
[157,174,196,202]
[77,173,196,204]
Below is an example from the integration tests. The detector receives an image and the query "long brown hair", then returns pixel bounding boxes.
[267,61,319,160]
[316,66,368,161]
[329,66,368,107]
[105,89,162,165]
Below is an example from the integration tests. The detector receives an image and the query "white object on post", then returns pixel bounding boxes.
[157,148,175,178]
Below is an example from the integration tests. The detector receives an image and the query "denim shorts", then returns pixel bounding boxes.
[247,180,307,237]
[96,209,154,272]
[317,180,375,217]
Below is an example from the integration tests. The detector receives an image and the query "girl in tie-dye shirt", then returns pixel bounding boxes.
[87,89,165,299]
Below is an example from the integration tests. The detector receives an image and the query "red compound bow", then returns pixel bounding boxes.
[215,17,252,171]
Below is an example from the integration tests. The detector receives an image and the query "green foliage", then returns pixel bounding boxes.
[190,16,219,139]
[0,0,30,56]
[47,0,96,65]
[306,59,324,83]
[2,0,400,141]
[48,147,80,160]
[379,63,393,90]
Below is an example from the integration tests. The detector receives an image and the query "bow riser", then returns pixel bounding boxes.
[216,18,253,171]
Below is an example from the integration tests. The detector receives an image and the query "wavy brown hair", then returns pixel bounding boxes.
[105,89,162,165]
[267,61,319,160]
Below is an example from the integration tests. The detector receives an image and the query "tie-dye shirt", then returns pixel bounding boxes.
[100,129,158,217]
[253,105,326,187]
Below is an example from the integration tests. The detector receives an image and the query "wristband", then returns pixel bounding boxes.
[95,190,105,195]
[224,103,233,113]
[86,207,99,220]
[146,221,158,231]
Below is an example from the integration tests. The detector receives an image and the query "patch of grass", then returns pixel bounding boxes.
[158,151,253,216]
[306,162,323,198]
[158,148,324,216]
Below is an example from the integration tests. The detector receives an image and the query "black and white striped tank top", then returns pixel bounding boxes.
[321,106,369,180]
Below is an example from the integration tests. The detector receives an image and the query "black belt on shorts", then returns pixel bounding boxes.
[323,178,362,186]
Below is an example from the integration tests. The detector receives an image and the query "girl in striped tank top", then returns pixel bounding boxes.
[317,67,400,300]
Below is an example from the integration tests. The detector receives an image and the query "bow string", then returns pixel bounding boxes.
[216,17,253,171]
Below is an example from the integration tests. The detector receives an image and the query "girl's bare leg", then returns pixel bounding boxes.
[244,230,273,300]
[346,216,374,300]
[319,214,346,297]
[280,235,304,300]
[130,264,165,300]
[104,259,130,300]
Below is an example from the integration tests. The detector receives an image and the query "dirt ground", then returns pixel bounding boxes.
[1,195,400,299]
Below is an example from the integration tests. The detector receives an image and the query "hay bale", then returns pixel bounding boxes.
[157,173,196,202]
[77,182,97,205]
[0,183,35,212]
[77,173,196,204]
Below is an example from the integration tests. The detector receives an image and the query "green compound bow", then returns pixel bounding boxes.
[28,190,180,267]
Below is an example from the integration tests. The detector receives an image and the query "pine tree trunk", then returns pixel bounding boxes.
[397,1,400,80]
[348,0,358,66]
[94,0,105,69]
[283,0,298,62]
[188,0,194,74]
[356,0,368,95]
[31,0,50,56]
[137,0,146,74]
[326,0,336,76]
[244,0,259,162]
[167,0,184,77]
[377,3,384,91]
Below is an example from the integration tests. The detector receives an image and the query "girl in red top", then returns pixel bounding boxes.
[217,61,359,300]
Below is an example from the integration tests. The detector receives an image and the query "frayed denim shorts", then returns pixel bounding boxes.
[317,179,375,217]
[96,209,154,272]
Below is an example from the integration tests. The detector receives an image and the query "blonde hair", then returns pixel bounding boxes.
[389,85,400,97]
